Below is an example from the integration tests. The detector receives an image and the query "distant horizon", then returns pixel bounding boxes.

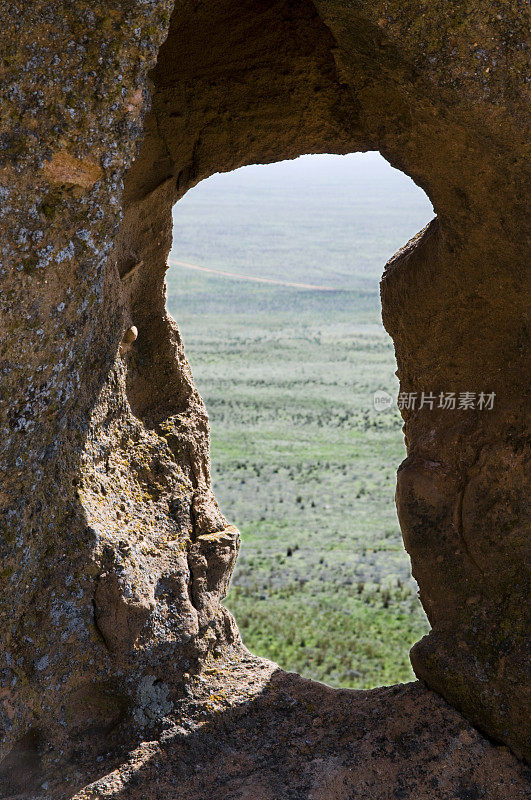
[170,151,434,293]
[189,151,430,192]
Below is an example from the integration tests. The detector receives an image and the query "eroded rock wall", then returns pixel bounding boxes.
[0,0,528,785]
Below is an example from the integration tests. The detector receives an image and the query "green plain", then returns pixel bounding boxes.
[166,154,433,688]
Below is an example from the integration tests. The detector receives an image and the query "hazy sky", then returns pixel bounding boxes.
[196,151,430,195]
[170,152,434,289]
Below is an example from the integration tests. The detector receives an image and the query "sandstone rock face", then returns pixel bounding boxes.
[0,0,528,795]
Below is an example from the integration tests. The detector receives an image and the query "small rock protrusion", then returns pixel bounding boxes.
[120,325,138,354]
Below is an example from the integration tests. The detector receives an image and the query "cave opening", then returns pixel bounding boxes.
[0,0,527,782]
[108,0,529,760]
[166,151,433,689]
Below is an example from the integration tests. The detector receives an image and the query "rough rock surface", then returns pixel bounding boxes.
[4,650,531,800]
[0,0,529,797]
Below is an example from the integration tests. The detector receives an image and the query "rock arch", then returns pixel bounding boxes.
[0,0,528,793]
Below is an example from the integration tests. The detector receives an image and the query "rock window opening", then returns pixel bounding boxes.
[166,152,434,689]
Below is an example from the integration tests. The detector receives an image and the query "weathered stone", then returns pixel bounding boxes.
[0,0,528,794]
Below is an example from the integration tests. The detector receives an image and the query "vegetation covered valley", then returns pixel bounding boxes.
[167,154,433,688]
